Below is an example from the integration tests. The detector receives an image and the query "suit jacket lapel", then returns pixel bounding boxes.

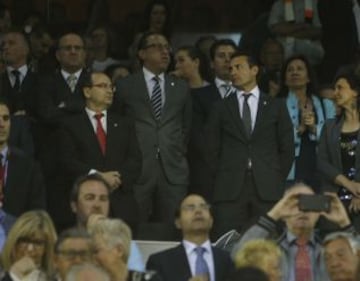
[252,92,269,136]
[225,94,248,139]
[160,75,174,123]
[177,244,192,278]
[136,72,158,120]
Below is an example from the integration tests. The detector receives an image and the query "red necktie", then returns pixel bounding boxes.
[94,113,106,155]
[295,238,312,281]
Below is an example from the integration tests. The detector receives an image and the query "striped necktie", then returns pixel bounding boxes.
[194,247,209,276]
[151,76,162,120]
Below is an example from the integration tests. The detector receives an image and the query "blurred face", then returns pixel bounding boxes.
[0,104,10,146]
[175,195,213,236]
[111,67,130,83]
[149,4,167,32]
[2,32,29,66]
[54,238,93,280]
[175,49,199,80]
[324,238,359,281]
[261,41,284,71]
[285,59,310,90]
[230,56,258,92]
[71,179,110,227]
[261,254,282,281]
[211,45,236,81]
[334,78,358,109]
[93,235,123,274]
[13,231,46,267]
[30,32,53,59]
[56,33,86,73]
[83,73,114,111]
[138,34,170,74]
[284,186,320,235]
[91,28,108,50]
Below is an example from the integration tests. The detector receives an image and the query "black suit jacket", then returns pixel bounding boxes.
[146,244,234,281]
[3,147,46,217]
[206,92,294,202]
[57,110,142,229]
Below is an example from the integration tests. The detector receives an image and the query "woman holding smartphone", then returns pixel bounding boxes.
[318,72,360,229]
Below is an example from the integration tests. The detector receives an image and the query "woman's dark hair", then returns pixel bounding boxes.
[334,71,360,112]
[176,45,211,82]
[278,54,318,98]
[142,0,171,38]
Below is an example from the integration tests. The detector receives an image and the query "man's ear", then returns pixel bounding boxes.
[83,87,91,99]
[70,201,77,214]
[175,218,181,230]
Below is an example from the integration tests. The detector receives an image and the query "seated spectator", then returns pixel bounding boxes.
[318,72,360,230]
[226,267,269,281]
[104,64,131,84]
[1,210,57,281]
[65,263,110,281]
[234,239,282,281]
[146,194,234,281]
[231,183,355,281]
[323,232,360,281]
[53,228,94,281]
[268,0,323,65]
[90,26,120,72]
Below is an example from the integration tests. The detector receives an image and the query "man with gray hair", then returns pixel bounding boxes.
[323,232,360,281]
[65,263,110,281]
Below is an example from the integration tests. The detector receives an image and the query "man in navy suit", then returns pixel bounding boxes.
[58,71,141,232]
[206,51,294,238]
[147,194,234,281]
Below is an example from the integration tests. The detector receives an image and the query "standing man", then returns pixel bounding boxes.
[147,194,234,281]
[206,51,294,238]
[59,72,141,231]
[116,31,192,234]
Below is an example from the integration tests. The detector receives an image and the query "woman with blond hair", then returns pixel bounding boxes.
[234,239,282,281]
[1,210,57,281]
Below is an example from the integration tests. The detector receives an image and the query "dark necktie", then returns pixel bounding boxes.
[94,113,106,155]
[12,70,21,92]
[295,238,312,281]
[151,76,162,120]
[242,94,252,137]
[222,84,233,98]
[194,247,209,276]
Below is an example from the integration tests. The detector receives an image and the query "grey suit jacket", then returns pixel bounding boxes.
[317,117,360,192]
[115,71,192,185]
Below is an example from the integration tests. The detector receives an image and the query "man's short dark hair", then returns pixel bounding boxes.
[70,174,111,203]
[54,227,91,253]
[230,51,259,68]
[56,32,85,50]
[209,39,237,61]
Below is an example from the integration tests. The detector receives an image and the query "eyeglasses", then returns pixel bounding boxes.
[181,203,211,212]
[17,237,46,249]
[92,83,116,92]
[57,249,93,261]
[144,43,172,52]
[58,45,85,52]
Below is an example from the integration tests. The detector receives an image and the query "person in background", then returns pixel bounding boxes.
[65,263,110,281]
[318,72,360,230]
[104,64,131,84]
[278,54,335,189]
[1,210,57,281]
[233,239,282,281]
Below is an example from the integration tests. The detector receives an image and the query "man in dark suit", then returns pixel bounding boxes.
[115,31,192,230]
[206,51,294,238]
[147,194,234,281]
[59,71,141,232]
[0,100,45,220]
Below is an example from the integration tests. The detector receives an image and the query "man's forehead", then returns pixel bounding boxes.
[147,34,168,44]
[61,237,90,249]
[182,194,206,205]
[60,34,83,45]
[79,180,108,194]
[216,45,236,53]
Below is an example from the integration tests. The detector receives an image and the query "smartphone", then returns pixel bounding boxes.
[298,194,331,212]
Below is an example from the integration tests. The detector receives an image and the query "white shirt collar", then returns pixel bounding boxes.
[183,239,212,255]
[237,85,260,99]
[6,64,28,78]
[85,107,107,119]
[214,77,231,88]
[61,69,82,81]
[143,67,165,83]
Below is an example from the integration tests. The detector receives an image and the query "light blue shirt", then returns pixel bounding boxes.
[128,241,145,272]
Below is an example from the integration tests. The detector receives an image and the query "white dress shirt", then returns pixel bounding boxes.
[215,77,233,99]
[183,240,215,281]
[236,85,260,131]
[61,68,82,86]
[85,107,107,133]
[6,64,28,87]
[143,67,166,106]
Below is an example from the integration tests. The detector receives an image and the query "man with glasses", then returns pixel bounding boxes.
[37,32,90,231]
[146,194,234,281]
[115,32,191,239]
[58,71,141,232]
[54,228,94,281]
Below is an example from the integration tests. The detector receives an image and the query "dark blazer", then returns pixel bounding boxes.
[206,92,294,202]
[37,68,89,126]
[115,71,192,185]
[3,147,46,217]
[0,69,38,117]
[57,110,142,229]
[146,244,234,281]
[317,117,359,192]
[188,85,221,199]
